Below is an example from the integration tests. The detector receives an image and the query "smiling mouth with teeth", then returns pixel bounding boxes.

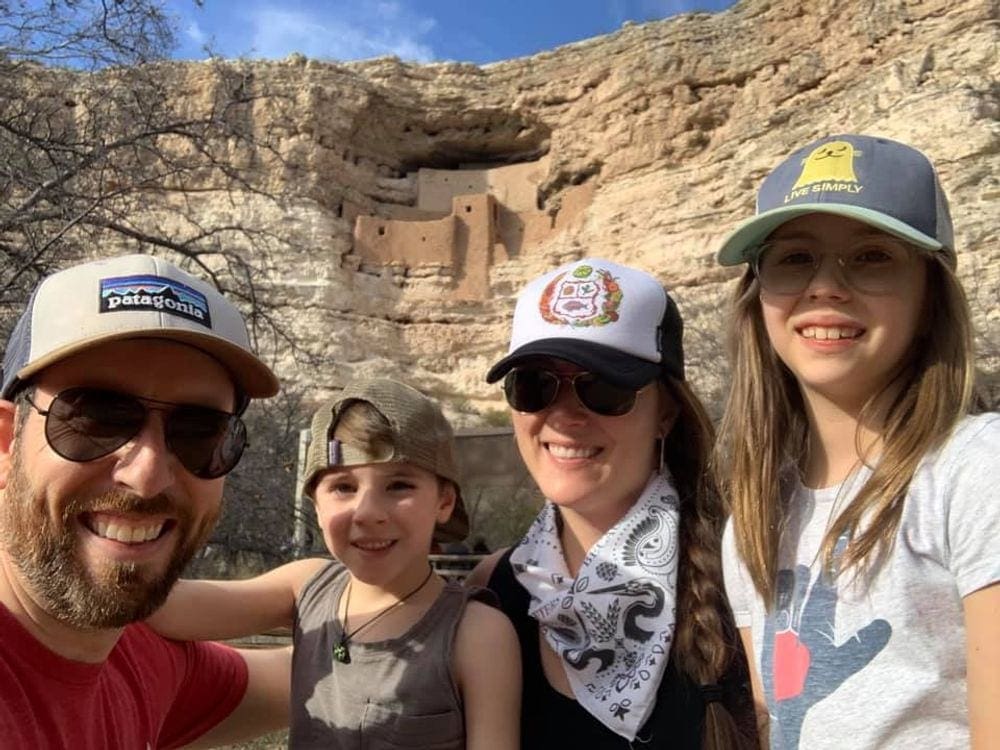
[799,325,863,341]
[546,443,600,459]
[84,514,171,544]
[353,540,395,551]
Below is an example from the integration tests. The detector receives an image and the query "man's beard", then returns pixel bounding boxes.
[1,449,219,629]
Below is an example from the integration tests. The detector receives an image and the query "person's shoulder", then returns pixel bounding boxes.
[463,547,509,589]
[124,621,240,656]
[115,622,226,676]
[953,411,1000,441]
[285,556,336,596]
[123,621,179,649]
[906,413,1000,516]
[931,412,1000,466]
[296,557,345,602]
[453,599,517,659]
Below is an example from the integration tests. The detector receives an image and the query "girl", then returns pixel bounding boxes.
[149,378,520,749]
[715,134,999,749]
[468,258,755,749]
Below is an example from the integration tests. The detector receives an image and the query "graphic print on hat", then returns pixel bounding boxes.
[761,541,891,749]
[790,140,861,192]
[100,274,212,328]
[538,264,623,327]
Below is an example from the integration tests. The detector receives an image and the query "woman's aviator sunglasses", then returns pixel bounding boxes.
[502,367,639,417]
[24,387,247,479]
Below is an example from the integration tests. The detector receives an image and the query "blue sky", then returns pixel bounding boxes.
[167,0,737,65]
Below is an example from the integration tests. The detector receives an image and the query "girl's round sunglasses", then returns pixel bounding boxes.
[502,367,639,417]
[24,387,247,479]
[752,237,920,296]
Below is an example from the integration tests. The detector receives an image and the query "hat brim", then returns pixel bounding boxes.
[486,339,660,389]
[716,204,945,266]
[13,329,279,399]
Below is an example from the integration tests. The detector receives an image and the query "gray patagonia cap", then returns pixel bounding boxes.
[0,254,279,401]
[304,378,469,544]
[717,134,955,267]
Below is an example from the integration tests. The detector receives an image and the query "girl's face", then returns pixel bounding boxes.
[510,358,672,526]
[758,213,928,410]
[312,463,454,591]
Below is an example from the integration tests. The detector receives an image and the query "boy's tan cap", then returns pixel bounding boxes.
[1,254,278,400]
[304,378,469,543]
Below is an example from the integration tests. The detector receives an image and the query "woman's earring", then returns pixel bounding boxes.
[657,437,666,475]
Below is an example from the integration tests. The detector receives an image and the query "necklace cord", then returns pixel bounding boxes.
[341,564,435,642]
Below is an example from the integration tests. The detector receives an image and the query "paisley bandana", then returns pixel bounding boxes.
[511,473,680,740]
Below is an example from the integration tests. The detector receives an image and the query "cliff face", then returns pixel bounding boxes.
[165,0,1000,417]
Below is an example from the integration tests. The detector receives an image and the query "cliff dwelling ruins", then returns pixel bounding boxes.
[346,157,594,299]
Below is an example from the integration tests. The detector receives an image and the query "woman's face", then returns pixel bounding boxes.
[510,358,670,525]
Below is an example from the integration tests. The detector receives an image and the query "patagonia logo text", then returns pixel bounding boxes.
[100,274,212,328]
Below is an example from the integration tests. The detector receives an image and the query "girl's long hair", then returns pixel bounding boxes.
[715,255,975,605]
[662,378,756,749]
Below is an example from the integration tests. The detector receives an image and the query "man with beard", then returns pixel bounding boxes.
[0,255,289,747]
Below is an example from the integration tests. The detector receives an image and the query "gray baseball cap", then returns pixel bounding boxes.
[717,134,955,267]
[303,378,469,544]
[1,254,279,401]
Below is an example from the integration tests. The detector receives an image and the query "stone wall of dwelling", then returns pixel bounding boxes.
[354,211,457,265]
[350,169,593,296]
[452,193,496,299]
[416,158,549,213]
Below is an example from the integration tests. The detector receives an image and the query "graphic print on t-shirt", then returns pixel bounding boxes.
[760,563,891,749]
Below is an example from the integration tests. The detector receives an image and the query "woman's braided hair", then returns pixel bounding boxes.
[662,378,757,749]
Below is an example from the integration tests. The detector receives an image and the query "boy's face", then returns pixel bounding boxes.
[312,462,455,593]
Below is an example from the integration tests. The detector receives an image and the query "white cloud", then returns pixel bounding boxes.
[246,1,437,62]
[184,20,207,46]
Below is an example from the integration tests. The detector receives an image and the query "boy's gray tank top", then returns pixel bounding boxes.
[290,559,478,749]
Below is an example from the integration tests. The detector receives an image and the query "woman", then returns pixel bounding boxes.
[468,258,753,749]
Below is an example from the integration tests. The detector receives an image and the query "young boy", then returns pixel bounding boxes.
[149,378,520,749]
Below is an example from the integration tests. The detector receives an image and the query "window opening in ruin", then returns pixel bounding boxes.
[378,226,386,236]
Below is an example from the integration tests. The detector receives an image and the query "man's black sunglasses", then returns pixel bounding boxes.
[502,367,639,417]
[24,387,247,479]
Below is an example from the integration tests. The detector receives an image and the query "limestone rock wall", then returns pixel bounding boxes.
[168,0,999,420]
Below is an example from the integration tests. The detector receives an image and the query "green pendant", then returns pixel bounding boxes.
[333,640,350,664]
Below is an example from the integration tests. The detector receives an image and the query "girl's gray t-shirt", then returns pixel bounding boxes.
[723,412,1000,749]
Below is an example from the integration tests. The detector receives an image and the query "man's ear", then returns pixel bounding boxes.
[0,400,17,490]
[436,481,457,524]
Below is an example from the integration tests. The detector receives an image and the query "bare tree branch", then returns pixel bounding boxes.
[0,1,320,566]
